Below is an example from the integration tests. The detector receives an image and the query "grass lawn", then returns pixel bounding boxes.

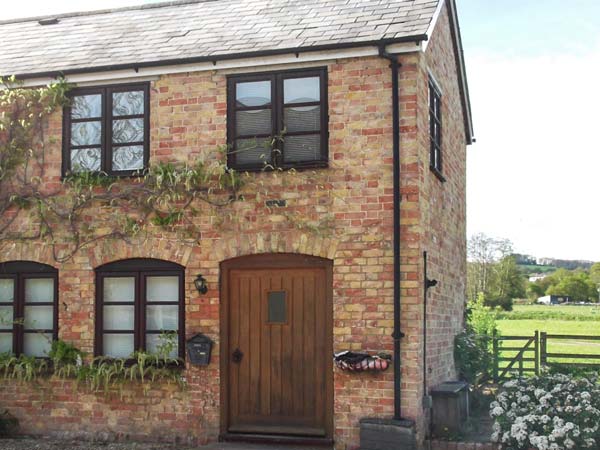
[497,304,600,321]
[496,306,600,368]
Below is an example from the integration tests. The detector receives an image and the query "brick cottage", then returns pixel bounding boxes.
[0,0,473,448]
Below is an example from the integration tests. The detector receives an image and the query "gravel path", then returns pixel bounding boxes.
[0,439,328,450]
[0,439,193,450]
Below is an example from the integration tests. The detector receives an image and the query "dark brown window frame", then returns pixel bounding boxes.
[0,261,58,357]
[94,259,185,360]
[62,83,150,177]
[227,67,329,171]
[428,77,445,182]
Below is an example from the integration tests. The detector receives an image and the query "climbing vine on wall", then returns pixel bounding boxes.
[0,78,335,263]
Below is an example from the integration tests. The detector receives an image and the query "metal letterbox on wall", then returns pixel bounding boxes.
[186,333,213,366]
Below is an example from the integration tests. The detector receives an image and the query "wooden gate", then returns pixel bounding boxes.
[493,331,539,382]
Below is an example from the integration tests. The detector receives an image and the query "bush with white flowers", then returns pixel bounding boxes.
[490,373,600,450]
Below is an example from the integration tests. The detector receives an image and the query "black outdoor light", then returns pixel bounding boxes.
[194,274,208,295]
[425,278,438,290]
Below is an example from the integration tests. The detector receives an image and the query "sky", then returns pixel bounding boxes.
[457,0,600,262]
[2,0,599,262]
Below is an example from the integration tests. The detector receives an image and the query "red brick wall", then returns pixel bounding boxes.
[0,20,468,447]
[417,1,469,439]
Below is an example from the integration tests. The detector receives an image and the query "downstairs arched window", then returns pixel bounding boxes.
[0,261,58,357]
[95,259,184,359]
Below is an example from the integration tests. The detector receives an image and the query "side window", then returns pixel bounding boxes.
[428,77,443,178]
[95,259,184,359]
[0,261,58,357]
[64,84,149,176]
[227,69,328,170]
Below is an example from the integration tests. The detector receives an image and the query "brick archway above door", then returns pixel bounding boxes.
[220,253,334,442]
[201,232,340,264]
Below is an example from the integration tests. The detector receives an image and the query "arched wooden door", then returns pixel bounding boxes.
[220,254,333,440]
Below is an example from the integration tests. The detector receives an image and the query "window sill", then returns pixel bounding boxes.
[228,160,329,173]
[92,357,186,370]
[429,165,446,183]
[61,169,148,181]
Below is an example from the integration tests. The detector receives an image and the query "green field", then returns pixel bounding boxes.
[496,305,600,368]
[496,304,600,321]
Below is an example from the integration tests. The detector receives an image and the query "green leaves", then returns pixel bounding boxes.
[0,337,185,397]
[0,352,48,382]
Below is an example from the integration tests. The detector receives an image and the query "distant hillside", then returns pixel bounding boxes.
[512,253,595,270]
[536,258,595,270]
[518,264,557,276]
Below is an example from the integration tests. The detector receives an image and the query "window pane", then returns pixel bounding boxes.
[23,333,52,357]
[0,307,13,329]
[146,276,179,303]
[283,134,321,163]
[235,109,272,136]
[25,278,54,303]
[268,291,286,323]
[112,145,144,172]
[0,334,12,353]
[284,77,320,104]
[146,305,179,330]
[113,91,144,117]
[234,138,271,166]
[103,334,134,358]
[146,334,178,358]
[103,305,134,330]
[236,81,271,107]
[284,105,320,132]
[70,148,101,172]
[112,118,144,143]
[71,121,101,146]
[24,306,53,330]
[72,94,102,119]
[0,279,14,302]
[103,277,135,303]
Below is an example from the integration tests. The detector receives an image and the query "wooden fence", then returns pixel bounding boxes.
[492,331,600,382]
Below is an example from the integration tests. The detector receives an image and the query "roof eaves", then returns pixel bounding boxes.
[9,34,429,80]
[445,0,475,145]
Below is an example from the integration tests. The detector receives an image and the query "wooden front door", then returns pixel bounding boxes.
[221,254,333,439]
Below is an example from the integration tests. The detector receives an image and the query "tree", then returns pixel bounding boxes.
[486,255,526,310]
[527,280,547,301]
[546,271,598,302]
[467,233,513,302]
[590,262,600,286]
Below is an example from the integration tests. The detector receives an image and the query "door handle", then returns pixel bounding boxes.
[232,348,243,363]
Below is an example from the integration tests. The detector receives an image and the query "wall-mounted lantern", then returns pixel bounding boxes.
[194,274,208,295]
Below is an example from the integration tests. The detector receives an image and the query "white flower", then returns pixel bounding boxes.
[490,406,504,418]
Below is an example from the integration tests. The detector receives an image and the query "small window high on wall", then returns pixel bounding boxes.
[0,261,58,357]
[95,259,184,359]
[227,68,328,170]
[63,83,150,176]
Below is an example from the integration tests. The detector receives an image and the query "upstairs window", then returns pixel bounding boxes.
[0,262,58,357]
[63,83,149,176]
[227,68,328,170]
[95,259,184,360]
[428,77,444,179]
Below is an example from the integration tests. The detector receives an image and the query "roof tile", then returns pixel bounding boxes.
[0,0,438,77]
